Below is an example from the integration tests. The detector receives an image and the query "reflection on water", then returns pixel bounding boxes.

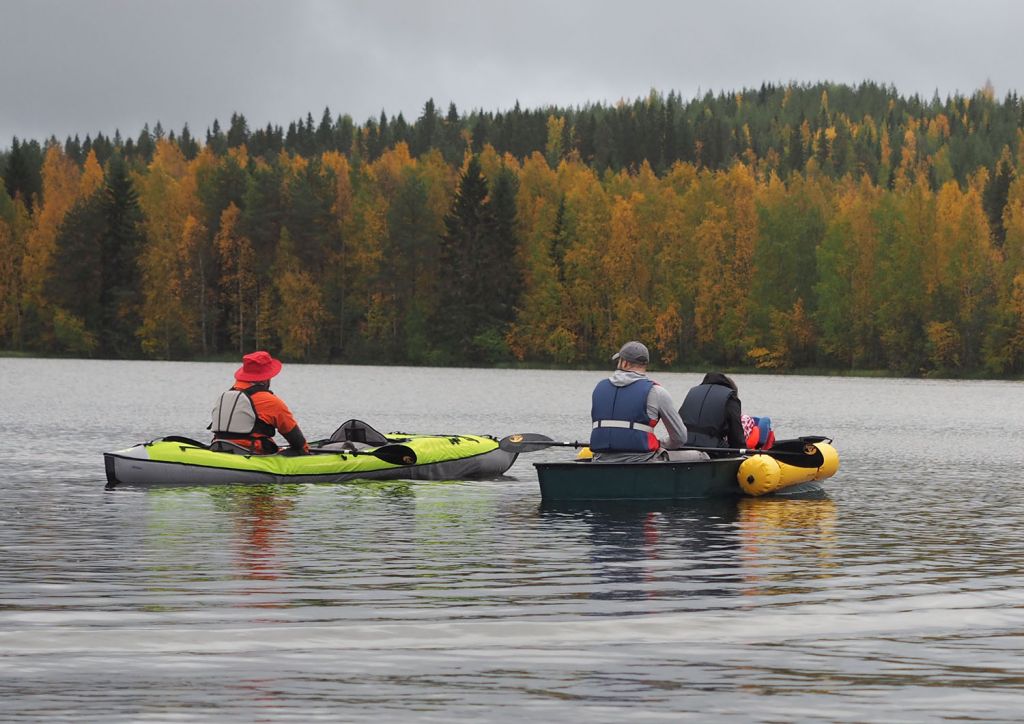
[218,486,299,583]
[737,497,838,597]
[3,359,1024,720]
[540,500,745,603]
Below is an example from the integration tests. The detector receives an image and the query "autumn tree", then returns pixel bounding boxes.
[752,173,828,367]
[815,176,884,367]
[873,177,933,373]
[271,227,325,359]
[136,141,200,357]
[216,203,257,353]
[506,152,566,362]
[20,144,85,345]
[692,163,758,364]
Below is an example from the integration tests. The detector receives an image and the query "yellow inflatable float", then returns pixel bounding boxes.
[737,441,840,496]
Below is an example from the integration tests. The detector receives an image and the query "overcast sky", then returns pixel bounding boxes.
[2,0,1022,146]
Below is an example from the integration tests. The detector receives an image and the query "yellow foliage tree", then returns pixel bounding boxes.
[21,145,84,313]
[545,115,565,167]
[272,227,325,359]
[693,164,758,362]
[559,159,610,356]
[136,140,201,356]
[216,203,257,353]
[600,194,656,350]
[80,150,105,197]
[507,153,563,360]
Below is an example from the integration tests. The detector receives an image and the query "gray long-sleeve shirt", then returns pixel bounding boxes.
[592,370,689,462]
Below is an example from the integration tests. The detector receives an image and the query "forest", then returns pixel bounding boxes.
[1,81,1023,376]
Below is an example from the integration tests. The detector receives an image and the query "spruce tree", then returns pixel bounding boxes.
[227,113,249,149]
[207,119,227,155]
[136,123,155,162]
[391,112,410,147]
[335,114,355,152]
[385,169,436,362]
[316,107,334,151]
[984,155,1014,246]
[488,165,520,324]
[178,124,199,160]
[49,193,106,348]
[3,138,43,212]
[470,114,489,154]
[434,155,496,360]
[414,99,438,156]
[100,155,145,356]
[442,102,462,163]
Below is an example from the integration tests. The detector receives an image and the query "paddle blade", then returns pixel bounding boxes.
[370,443,417,466]
[498,433,557,452]
[762,443,825,468]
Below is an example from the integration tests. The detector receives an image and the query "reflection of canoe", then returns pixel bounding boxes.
[535,441,839,501]
[104,432,517,489]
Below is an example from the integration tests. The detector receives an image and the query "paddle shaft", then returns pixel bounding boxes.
[499,433,823,464]
[159,435,417,465]
[308,443,417,465]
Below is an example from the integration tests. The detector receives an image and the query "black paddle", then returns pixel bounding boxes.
[308,442,417,466]
[159,435,417,466]
[498,433,826,467]
[498,433,588,452]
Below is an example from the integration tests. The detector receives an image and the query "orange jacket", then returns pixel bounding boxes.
[222,382,307,453]
[233,381,299,434]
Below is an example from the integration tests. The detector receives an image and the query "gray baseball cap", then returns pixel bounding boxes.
[611,341,649,364]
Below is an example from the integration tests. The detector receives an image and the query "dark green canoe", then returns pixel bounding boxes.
[535,457,824,501]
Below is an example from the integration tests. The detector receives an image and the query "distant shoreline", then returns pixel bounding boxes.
[3,350,1018,382]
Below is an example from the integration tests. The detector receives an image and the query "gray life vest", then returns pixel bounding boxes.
[210,386,275,438]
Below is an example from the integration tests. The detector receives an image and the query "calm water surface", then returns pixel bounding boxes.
[1,358,1023,721]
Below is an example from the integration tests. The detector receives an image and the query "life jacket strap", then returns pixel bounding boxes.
[592,420,656,433]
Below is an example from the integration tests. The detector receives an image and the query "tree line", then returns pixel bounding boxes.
[1,81,1023,375]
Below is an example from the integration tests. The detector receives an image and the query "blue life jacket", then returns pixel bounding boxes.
[590,378,658,452]
[679,383,733,447]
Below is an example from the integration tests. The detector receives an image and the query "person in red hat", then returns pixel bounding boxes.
[210,351,309,454]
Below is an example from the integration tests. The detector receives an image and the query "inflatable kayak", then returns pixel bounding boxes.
[104,420,517,488]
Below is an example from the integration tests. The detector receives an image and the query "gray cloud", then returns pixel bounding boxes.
[1,0,1022,145]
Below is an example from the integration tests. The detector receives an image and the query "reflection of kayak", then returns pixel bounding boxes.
[104,428,517,489]
[535,440,839,501]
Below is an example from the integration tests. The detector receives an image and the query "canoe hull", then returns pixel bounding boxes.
[535,457,824,501]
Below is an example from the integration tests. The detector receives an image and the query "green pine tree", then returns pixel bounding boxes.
[100,155,146,356]
[434,156,498,360]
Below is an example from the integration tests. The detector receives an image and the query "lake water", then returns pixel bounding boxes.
[1,358,1023,721]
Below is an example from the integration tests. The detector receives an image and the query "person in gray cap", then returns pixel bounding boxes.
[589,340,690,462]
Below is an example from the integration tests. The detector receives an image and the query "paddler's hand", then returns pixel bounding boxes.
[283,425,310,454]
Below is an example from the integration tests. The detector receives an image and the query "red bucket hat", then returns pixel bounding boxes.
[234,350,283,381]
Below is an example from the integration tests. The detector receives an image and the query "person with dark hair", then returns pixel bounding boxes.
[679,372,745,449]
[590,341,689,462]
[210,350,309,454]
